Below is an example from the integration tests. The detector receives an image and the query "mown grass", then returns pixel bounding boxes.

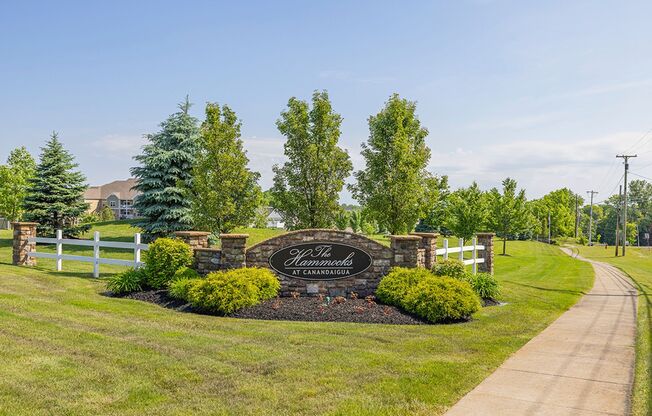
[0,227,593,415]
[573,245,652,416]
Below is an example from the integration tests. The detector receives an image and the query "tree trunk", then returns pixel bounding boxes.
[503,236,507,255]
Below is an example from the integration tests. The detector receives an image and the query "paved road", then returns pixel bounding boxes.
[445,248,638,416]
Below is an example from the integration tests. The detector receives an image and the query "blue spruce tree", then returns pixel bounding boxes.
[131,98,200,239]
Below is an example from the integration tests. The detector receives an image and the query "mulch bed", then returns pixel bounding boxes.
[112,291,499,325]
[114,290,427,325]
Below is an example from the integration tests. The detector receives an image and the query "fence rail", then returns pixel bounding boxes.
[27,230,148,277]
[435,237,485,273]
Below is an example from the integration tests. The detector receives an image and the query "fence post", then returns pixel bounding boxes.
[476,233,495,274]
[11,222,38,266]
[93,231,100,278]
[56,229,62,271]
[134,233,141,268]
[443,239,448,260]
[472,237,477,274]
[458,238,464,261]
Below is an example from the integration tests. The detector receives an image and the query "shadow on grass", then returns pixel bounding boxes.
[506,281,588,296]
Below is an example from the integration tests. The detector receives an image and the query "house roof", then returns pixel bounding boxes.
[84,178,140,201]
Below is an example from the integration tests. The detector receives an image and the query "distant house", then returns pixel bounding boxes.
[266,208,285,229]
[84,178,140,220]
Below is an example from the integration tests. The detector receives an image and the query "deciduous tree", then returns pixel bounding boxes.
[0,146,36,221]
[271,91,352,229]
[445,182,488,241]
[186,102,262,234]
[487,178,529,255]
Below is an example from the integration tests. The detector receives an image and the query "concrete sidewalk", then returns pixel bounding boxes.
[445,248,638,416]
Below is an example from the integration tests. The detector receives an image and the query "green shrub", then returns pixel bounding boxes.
[432,259,469,280]
[173,266,201,282]
[186,271,260,314]
[226,268,280,301]
[376,267,434,306]
[404,276,481,323]
[106,268,146,295]
[467,272,499,299]
[144,238,194,289]
[169,277,199,300]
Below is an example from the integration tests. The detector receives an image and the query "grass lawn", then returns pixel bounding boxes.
[0,226,593,415]
[571,244,652,416]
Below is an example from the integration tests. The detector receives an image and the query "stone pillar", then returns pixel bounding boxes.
[476,233,495,274]
[410,232,438,269]
[390,235,422,268]
[173,231,210,250]
[12,222,38,266]
[220,234,248,269]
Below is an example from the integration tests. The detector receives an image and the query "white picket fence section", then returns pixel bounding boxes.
[436,237,485,274]
[27,230,148,278]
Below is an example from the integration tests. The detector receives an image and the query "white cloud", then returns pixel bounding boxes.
[89,134,147,159]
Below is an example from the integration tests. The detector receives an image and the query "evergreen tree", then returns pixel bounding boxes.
[350,94,440,234]
[186,102,262,234]
[0,146,36,221]
[487,177,529,255]
[131,98,200,239]
[271,91,352,229]
[23,133,89,237]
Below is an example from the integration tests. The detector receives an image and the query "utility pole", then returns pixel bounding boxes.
[575,193,579,239]
[586,190,598,246]
[615,185,622,256]
[616,154,637,255]
[548,211,551,244]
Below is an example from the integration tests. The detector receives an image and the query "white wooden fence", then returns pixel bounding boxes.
[436,237,485,274]
[28,230,148,278]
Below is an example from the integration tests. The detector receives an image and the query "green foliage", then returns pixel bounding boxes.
[420,176,451,233]
[143,238,194,289]
[529,188,580,238]
[445,182,488,240]
[376,267,433,307]
[467,272,500,299]
[168,277,199,300]
[106,268,146,295]
[404,276,481,323]
[349,210,362,233]
[225,268,280,301]
[271,91,353,229]
[334,211,349,230]
[487,178,529,255]
[432,259,469,280]
[350,94,442,234]
[131,98,200,239]
[98,206,115,221]
[23,133,89,237]
[173,266,201,282]
[186,102,262,234]
[0,146,36,222]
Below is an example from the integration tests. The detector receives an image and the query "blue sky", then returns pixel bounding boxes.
[2,0,652,203]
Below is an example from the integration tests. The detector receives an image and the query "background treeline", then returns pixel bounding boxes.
[1,91,651,251]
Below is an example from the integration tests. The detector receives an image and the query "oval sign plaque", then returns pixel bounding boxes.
[269,242,373,280]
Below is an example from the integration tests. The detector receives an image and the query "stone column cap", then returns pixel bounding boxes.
[174,230,211,237]
[409,232,439,238]
[11,222,39,226]
[476,232,496,237]
[219,233,249,239]
[390,235,422,241]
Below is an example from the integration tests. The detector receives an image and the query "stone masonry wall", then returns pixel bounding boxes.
[246,229,395,297]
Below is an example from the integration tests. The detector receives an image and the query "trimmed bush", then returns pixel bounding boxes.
[432,259,469,280]
[106,267,146,295]
[225,268,280,301]
[144,238,194,289]
[376,267,433,306]
[181,268,280,314]
[404,276,481,323]
[186,272,260,314]
[467,272,499,300]
[173,266,201,282]
[169,277,199,300]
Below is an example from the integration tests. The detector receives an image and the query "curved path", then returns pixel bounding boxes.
[445,248,638,416]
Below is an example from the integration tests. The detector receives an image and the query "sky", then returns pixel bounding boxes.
[2,0,652,204]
